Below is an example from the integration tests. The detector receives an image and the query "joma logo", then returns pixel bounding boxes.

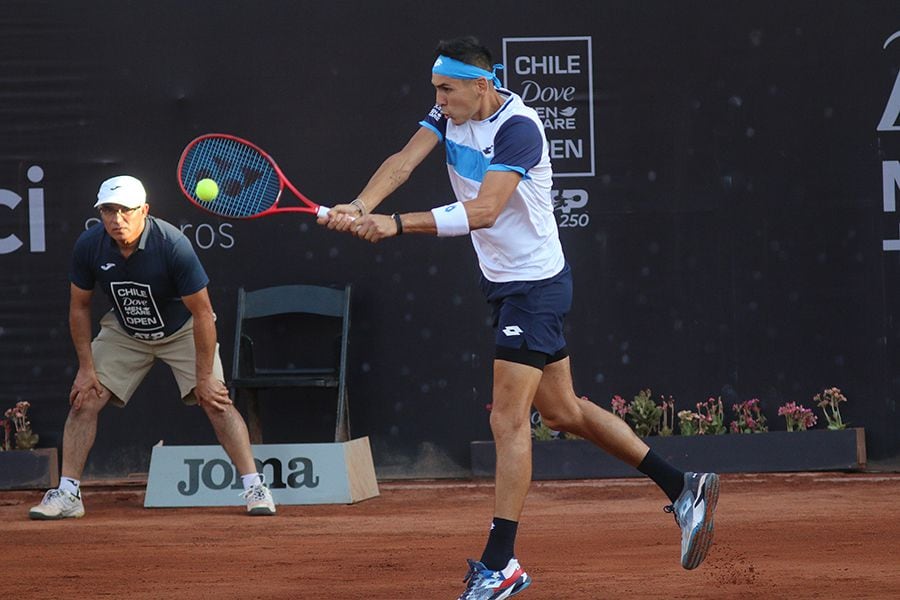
[177,456,320,495]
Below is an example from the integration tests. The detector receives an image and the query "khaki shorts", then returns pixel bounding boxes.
[92,311,226,407]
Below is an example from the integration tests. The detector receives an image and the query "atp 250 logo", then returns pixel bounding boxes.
[0,165,46,254]
[553,188,590,228]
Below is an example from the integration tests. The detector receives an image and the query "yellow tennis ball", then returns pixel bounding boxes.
[195,178,219,202]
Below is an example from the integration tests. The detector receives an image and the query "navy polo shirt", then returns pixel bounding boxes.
[70,216,209,340]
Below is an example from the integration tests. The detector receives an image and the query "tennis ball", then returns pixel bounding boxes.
[195,178,219,202]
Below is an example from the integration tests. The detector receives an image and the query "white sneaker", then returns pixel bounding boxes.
[29,488,85,520]
[241,482,276,516]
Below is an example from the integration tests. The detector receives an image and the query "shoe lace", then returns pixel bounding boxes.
[239,474,270,501]
[663,503,680,525]
[43,489,64,504]
[462,560,479,585]
[242,486,268,501]
[462,560,495,586]
[461,560,502,594]
[44,489,77,505]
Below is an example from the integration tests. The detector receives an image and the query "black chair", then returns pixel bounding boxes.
[230,284,351,443]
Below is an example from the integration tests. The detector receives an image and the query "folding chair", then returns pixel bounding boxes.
[230,284,351,443]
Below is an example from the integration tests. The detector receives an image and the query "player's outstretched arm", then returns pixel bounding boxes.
[347,170,523,243]
[318,127,438,232]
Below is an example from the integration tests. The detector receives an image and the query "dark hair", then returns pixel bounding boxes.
[434,36,493,70]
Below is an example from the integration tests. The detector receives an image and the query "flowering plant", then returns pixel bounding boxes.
[658,395,675,437]
[730,398,768,434]
[626,389,663,437]
[702,397,727,434]
[611,390,675,437]
[677,410,699,436]
[611,395,628,419]
[777,401,818,431]
[678,397,726,436]
[813,387,848,430]
[3,401,39,450]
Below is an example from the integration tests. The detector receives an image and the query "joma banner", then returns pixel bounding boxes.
[144,438,378,507]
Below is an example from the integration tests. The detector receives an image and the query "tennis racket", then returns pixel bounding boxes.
[177,133,330,219]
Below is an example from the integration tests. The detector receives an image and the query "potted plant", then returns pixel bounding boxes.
[0,401,59,490]
[471,387,866,480]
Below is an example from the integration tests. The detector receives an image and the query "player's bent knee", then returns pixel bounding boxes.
[539,409,577,432]
[538,395,593,432]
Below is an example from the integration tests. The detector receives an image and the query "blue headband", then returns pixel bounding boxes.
[432,55,504,89]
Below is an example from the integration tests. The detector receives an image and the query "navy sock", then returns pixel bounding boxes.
[480,517,518,571]
[637,449,685,503]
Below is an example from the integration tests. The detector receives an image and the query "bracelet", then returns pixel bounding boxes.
[391,213,403,235]
[350,198,368,216]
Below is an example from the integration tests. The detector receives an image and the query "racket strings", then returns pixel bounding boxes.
[182,137,281,218]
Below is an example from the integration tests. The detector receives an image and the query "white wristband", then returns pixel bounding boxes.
[431,202,470,237]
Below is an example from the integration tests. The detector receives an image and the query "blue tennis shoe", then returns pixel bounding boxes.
[665,471,720,569]
[458,558,531,600]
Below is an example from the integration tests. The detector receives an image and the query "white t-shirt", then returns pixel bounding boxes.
[419,89,565,282]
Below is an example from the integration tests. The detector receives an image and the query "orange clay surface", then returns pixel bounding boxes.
[1,472,898,599]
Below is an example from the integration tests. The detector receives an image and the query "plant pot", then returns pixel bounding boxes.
[470,428,866,480]
[0,448,59,490]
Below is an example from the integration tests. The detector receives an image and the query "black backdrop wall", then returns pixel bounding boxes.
[1,0,898,478]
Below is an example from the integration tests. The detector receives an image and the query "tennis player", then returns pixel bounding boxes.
[320,36,719,599]
[29,175,275,520]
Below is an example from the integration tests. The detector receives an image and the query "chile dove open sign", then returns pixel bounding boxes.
[144,437,379,507]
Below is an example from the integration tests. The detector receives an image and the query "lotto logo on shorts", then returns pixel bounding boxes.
[503,325,524,336]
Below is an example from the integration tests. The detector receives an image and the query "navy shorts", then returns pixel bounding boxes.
[480,263,573,357]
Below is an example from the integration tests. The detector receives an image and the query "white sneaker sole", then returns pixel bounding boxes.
[29,509,85,520]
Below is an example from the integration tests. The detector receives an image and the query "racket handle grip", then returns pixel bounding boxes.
[316,205,330,217]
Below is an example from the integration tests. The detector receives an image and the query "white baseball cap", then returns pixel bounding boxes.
[94,175,147,208]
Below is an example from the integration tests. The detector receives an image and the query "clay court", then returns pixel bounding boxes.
[2,471,898,599]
